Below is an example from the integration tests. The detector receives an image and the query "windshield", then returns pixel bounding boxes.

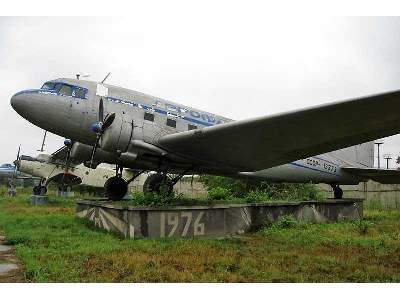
[41,82,57,90]
[40,82,88,99]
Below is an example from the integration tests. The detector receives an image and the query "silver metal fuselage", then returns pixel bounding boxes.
[10,78,369,185]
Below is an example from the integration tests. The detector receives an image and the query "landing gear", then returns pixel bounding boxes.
[330,183,343,199]
[33,185,47,196]
[104,176,128,200]
[143,167,193,195]
[143,173,173,195]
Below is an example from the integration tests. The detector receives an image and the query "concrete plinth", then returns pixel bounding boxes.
[58,191,74,197]
[76,199,363,239]
[30,195,49,205]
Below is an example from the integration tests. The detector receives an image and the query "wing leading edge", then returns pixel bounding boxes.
[157,90,400,172]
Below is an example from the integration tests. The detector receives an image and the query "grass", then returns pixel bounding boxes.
[0,192,399,282]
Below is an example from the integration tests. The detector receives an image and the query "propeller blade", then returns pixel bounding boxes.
[14,145,21,174]
[102,113,116,131]
[89,134,101,168]
[99,98,104,123]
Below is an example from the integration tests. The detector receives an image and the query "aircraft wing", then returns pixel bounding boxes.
[50,146,80,166]
[158,90,400,172]
[342,167,400,184]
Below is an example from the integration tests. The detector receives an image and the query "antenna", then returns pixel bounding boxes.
[76,74,90,80]
[101,72,111,84]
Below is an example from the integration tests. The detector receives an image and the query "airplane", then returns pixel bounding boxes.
[0,147,33,183]
[17,150,140,195]
[10,77,400,200]
[0,163,20,179]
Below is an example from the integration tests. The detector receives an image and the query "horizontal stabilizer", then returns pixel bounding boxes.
[342,167,400,184]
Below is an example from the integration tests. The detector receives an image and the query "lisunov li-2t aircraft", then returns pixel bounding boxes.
[10,78,400,200]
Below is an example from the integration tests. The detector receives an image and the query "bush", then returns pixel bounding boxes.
[271,215,299,229]
[199,175,323,202]
[244,190,271,203]
[208,187,232,200]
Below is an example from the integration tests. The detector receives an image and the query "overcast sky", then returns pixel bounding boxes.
[1,16,400,167]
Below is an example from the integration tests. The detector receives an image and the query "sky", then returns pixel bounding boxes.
[1,16,400,167]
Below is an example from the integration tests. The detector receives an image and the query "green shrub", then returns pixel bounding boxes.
[271,215,299,229]
[200,175,323,202]
[208,187,232,200]
[245,190,271,203]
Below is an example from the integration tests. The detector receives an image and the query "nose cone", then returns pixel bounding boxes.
[10,92,31,119]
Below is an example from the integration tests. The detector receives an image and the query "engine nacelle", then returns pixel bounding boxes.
[70,142,116,168]
[100,115,134,153]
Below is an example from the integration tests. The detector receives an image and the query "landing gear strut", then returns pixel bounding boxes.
[143,173,173,195]
[330,183,343,199]
[143,167,193,195]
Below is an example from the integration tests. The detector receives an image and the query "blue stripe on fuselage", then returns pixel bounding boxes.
[289,161,340,177]
[107,96,221,127]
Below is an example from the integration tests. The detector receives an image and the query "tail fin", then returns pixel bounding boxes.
[329,141,374,167]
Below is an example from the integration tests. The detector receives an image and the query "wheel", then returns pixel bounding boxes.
[33,186,40,195]
[143,173,173,195]
[39,186,47,196]
[33,185,47,196]
[104,176,128,200]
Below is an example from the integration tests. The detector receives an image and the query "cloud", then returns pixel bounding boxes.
[1,16,400,167]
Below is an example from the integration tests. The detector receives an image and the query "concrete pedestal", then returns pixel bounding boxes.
[76,199,363,239]
[30,195,49,205]
[57,191,74,197]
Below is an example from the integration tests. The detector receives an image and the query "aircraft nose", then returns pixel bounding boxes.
[10,92,30,118]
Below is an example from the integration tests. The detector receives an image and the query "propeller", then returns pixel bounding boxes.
[88,97,116,168]
[13,145,21,178]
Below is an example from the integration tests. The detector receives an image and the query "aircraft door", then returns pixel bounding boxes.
[67,85,88,127]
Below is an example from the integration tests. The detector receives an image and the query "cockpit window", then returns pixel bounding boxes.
[40,82,88,99]
[41,82,57,90]
[59,85,73,96]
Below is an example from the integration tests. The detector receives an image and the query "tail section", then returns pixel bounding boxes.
[328,141,374,168]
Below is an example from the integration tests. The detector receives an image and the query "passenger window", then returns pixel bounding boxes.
[144,112,155,122]
[188,124,197,131]
[59,85,73,96]
[73,87,86,99]
[166,118,176,128]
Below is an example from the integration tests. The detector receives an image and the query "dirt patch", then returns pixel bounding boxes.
[0,232,26,283]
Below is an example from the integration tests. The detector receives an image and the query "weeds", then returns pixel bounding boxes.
[0,193,400,282]
[353,220,375,235]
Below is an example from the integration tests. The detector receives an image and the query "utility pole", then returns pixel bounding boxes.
[375,141,384,169]
[383,154,392,169]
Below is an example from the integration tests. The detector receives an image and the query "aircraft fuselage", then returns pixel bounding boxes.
[11,78,370,186]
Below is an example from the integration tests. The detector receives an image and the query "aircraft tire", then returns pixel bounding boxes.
[104,176,128,200]
[143,173,173,195]
[39,186,47,196]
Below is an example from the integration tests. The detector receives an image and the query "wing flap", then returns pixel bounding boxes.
[158,90,400,171]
